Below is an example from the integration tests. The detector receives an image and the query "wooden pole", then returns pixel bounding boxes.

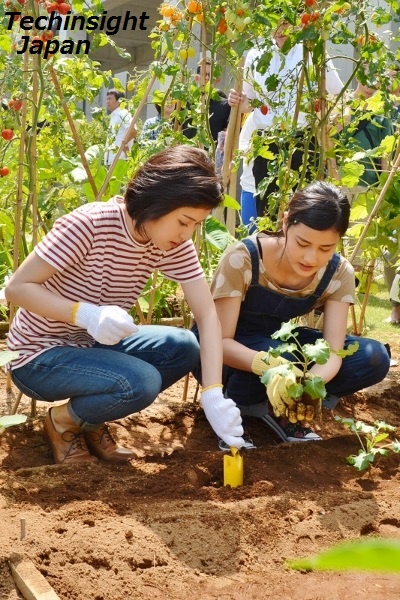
[6,53,30,393]
[215,57,244,228]
[349,135,400,265]
[49,66,98,197]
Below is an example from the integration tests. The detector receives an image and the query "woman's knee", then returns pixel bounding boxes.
[364,339,390,382]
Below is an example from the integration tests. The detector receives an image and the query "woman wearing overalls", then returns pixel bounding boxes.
[210,181,390,447]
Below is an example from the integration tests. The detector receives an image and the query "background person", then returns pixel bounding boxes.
[139,94,176,143]
[183,57,231,145]
[104,88,137,167]
[6,146,245,465]
[229,19,343,218]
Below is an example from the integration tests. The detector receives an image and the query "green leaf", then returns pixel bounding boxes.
[335,342,359,358]
[204,216,235,251]
[304,376,326,400]
[271,321,298,341]
[348,451,375,471]
[223,194,241,210]
[0,414,27,428]
[287,382,304,399]
[0,351,19,367]
[260,364,293,385]
[257,147,275,160]
[303,339,330,364]
[268,343,297,356]
[288,538,400,573]
[341,162,365,187]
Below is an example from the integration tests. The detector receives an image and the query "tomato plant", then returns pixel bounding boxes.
[0,0,399,327]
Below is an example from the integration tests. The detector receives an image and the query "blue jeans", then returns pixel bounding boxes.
[240,190,257,232]
[11,325,199,429]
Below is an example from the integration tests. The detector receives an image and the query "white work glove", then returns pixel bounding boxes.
[201,387,245,449]
[74,302,139,345]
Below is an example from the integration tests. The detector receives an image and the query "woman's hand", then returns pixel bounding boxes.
[201,386,245,448]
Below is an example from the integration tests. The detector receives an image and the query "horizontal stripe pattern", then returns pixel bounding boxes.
[8,197,204,369]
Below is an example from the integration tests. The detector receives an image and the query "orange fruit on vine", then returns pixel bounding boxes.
[187,0,201,13]
[160,4,174,17]
[217,18,227,34]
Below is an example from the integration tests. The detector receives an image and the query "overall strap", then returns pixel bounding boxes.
[242,237,260,285]
[242,238,340,297]
[312,252,341,299]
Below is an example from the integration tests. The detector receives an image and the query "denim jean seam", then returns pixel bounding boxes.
[25,362,134,396]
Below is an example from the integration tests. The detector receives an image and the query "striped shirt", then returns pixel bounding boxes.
[7,197,204,369]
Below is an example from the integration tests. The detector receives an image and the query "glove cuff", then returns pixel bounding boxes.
[251,351,270,376]
[201,386,223,407]
[74,302,97,329]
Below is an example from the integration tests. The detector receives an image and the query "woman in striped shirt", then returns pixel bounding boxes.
[6,146,245,464]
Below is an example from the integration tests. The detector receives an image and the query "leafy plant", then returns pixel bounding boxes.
[288,538,400,573]
[335,416,400,471]
[0,350,27,434]
[261,320,359,403]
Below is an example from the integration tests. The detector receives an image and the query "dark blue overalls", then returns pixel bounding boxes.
[225,237,390,407]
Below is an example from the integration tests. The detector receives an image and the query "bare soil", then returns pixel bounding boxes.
[1,334,399,600]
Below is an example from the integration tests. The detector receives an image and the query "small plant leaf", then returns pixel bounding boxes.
[0,351,19,367]
[348,451,375,471]
[374,420,396,432]
[271,321,298,341]
[0,414,27,428]
[335,342,359,358]
[260,364,293,385]
[303,339,330,364]
[267,343,297,357]
[287,382,304,399]
[304,376,326,400]
[335,416,356,430]
[287,538,400,573]
[391,440,400,453]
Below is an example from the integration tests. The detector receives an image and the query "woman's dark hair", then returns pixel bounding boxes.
[286,181,350,237]
[125,145,224,236]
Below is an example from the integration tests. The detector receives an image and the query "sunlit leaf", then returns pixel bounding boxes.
[288,539,400,572]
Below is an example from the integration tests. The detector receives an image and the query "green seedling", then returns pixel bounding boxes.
[261,320,359,402]
[335,416,400,471]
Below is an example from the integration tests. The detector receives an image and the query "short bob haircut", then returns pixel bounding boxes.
[124,145,224,237]
[285,181,350,238]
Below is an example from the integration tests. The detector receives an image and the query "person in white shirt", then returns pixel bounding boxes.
[229,19,343,217]
[104,89,137,167]
[238,111,257,230]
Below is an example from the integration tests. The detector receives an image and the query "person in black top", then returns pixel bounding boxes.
[183,57,230,144]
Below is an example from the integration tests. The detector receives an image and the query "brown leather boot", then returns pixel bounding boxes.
[43,408,99,464]
[84,425,135,463]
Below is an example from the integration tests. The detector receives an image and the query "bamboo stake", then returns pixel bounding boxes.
[225,99,242,235]
[349,135,400,264]
[31,56,38,248]
[355,259,376,335]
[215,57,244,227]
[146,270,159,324]
[6,53,30,394]
[49,66,98,197]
